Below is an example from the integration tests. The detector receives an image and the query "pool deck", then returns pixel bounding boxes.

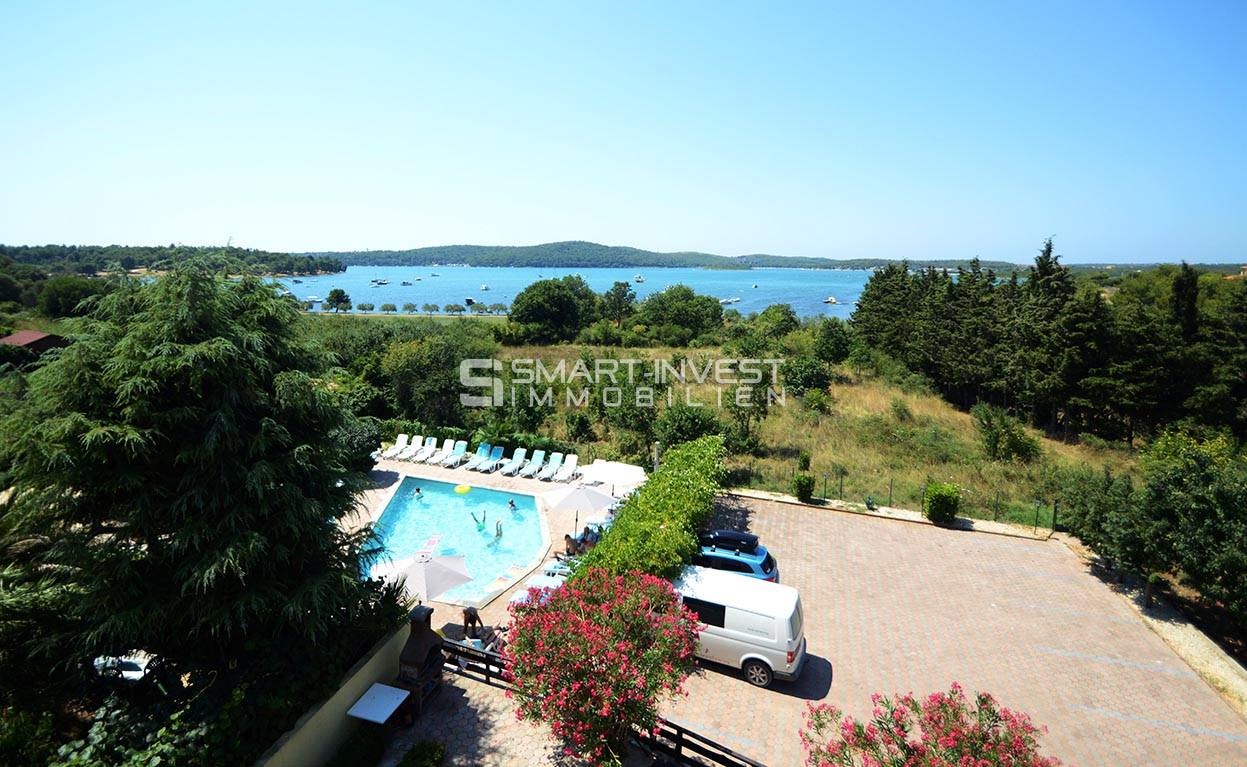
[351,457,594,624]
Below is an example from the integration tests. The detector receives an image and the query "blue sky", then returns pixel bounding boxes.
[1,2,1243,263]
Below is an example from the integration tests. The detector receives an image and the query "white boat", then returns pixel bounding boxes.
[306,295,323,303]
[480,283,490,291]
[752,283,758,288]
[823,296,838,304]
[634,274,645,283]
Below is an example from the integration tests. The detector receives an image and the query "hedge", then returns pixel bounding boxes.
[577,435,726,579]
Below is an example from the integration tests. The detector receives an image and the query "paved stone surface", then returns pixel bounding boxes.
[661,496,1247,766]
[361,472,1247,766]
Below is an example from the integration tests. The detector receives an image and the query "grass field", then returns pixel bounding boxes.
[493,345,1139,530]
[739,378,1138,528]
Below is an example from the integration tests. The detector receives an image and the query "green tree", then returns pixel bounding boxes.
[0,265,393,684]
[443,303,465,316]
[636,285,723,344]
[601,280,636,326]
[510,277,597,342]
[380,303,397,313]
[421,303,439,314]
[755,303,800,337]
[381,333,494,425]
[487,302,508,314]
[324,287,351,313]
[357,302,376,312]
[35,274,107,317]
[402,302,417,313]
[813,317,852,365]
[780,356,830,395]
[654,402,721,448]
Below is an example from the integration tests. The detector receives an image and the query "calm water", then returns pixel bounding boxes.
[278,265,870,318]
[370,478,543,604]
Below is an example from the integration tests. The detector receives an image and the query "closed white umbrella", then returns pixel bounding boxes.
[541,484,617,529]
[397,554,472,602]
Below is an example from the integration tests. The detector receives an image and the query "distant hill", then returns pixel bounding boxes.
[303,241,1023,272]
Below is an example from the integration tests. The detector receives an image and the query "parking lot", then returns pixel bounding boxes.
[661,495,1247,766]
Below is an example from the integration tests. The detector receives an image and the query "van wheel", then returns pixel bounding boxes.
[742,660,773,687]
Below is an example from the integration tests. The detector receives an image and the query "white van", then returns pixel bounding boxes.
[672,565,806,687]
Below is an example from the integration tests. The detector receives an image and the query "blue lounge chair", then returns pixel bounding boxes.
[537,452,564,481]
[514,449,545,477]
[461,443,492,470]
[439,440,469,467]
[408,436,438,462]
[495,448,527,475]
[473,445,505,472]
[425,438,456,464]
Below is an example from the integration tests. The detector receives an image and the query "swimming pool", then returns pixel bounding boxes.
[369,478,547,606]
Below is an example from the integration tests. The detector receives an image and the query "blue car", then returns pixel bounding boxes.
[693,530,779,583]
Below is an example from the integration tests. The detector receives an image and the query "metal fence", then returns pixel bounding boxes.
[439,639,768,767]
[727,462,1060,531]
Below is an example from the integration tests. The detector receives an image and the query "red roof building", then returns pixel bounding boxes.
[0,330,68,354]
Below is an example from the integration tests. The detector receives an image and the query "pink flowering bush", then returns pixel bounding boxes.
[800,683,1064,767]
[503,568,700,764]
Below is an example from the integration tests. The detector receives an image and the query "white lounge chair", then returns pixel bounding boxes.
[473,445,505,472]
[439,440,469,467]
[552,453,580,482]
[381,434,410,459]
[424,438,456,464]
[409,436,438,462]
[514,449,544,477]
[461,443,493,471]
[494,448,526,475]
[537,452,564,481]
[394,434,424,460]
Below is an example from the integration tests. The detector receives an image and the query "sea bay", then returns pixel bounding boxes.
[277,265,872,318]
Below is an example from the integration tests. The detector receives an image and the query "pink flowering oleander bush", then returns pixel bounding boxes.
[503,568,700,764]
[800,683,1064,767]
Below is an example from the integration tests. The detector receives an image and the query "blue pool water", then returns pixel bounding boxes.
[370,478,545,604]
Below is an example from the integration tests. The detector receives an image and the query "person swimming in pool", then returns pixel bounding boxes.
[471,509,487,530]
[508,498,516,510]
[414,487,422,498]
[495,520,503,538]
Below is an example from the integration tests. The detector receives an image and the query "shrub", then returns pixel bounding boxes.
[506,569,699,764]
[564,410,595,442]
[797,450,811,471]
[0,708,57,767]
[800,683,1062,766]
[397,740,446,767]
[792,472,815,502]
[924,481,960,525]
[971,403,1040,463]
[578,435,725,578]
[803,388,834,414]
[781,356,830,395]
[332,415,382,473]
[889,396,913,422]
[655,402,721,448]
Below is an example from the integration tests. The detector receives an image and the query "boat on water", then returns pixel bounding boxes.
[634,274,645,283]
[823,296,838,304]
[401,281,413,286]
[292,279,303,284]
[752,283,758,288]
[430,273,439,277]
[480,283,490,291]
[306,295,323,303]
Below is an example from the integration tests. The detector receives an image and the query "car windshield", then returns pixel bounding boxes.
[762,553,776,574]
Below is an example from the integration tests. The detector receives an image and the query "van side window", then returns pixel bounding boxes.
[683,597,726,628]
